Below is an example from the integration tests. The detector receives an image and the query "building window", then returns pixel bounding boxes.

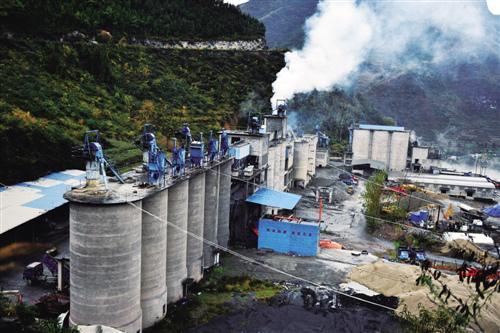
[292,231,295,235]
[309,233,312,237]
[272,229,276,233]
[278,229,281,233]
[266,228,270,232]
[283,230,287,234]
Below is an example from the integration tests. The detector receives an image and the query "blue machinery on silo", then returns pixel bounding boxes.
[137,124,170,186]
[67,125,234,332]
[171,138,186,177]
[208,131,218,162]
[82,130,124,189]
[315,125,330,148]
[190,132,205,167]
[220,128,229,157]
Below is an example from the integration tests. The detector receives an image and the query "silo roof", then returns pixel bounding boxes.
[359,124,406,132]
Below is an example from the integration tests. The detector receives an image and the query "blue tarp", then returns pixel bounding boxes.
[409,211,429,223]
[483,204,500,217]
[246,188,301,210]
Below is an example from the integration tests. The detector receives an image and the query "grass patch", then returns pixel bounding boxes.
[153,268,283,332]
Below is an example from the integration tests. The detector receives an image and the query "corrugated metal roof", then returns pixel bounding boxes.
[359,124,406,132]
[246,188,301,210]
[0,170,85,234]
[406,175,495,189]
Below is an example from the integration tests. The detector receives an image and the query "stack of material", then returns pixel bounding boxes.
[349,260,500,332]
[319,240,343,249]
[440,239,499,266]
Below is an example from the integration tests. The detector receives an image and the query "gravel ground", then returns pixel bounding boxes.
[294,167,394,253]
[190,303,402,333]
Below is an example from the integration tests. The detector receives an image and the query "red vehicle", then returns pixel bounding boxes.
[462,267,500,281]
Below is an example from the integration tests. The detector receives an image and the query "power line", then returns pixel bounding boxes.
[124,199,399,312]
[326,162,443,207]
[328,163,441,206]
[0,168,425,311]
[209,167,440,235]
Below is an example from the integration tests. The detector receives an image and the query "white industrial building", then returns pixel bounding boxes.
[410,146,442,171]
[225,130,269,171]
[264,113,290,191]
[351,124,410,172]
[394,173,496,200]
[316,148,328,168]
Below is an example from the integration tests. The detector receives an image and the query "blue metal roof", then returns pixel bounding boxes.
[1,170,85,235]
[246,188,301,210]
[359,124,406,132]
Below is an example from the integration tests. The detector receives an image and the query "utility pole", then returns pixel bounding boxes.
[435,205,441,229]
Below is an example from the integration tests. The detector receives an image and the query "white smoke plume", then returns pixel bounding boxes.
[271,0,498,106]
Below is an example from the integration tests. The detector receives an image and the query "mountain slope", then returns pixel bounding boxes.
[0,1,284,184]
[356,59,500,150]
[241,0,500,153]
[1,0,264,40]
[240,0,318,49]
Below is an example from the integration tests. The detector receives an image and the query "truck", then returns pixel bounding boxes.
[397,246,427,264]
[22,248,69,290]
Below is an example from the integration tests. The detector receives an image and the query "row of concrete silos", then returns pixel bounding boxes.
[66,159,232,333]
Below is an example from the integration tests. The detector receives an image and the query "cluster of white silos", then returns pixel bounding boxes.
[66,159,232,333]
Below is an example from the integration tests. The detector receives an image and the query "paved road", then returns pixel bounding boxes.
[294,167,393,253]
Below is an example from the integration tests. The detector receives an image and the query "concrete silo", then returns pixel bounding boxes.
[141,189,168,329]
[293,139,309,188]
[203,165,219,268]
[186,172,206,282]
[217,161,232,247]
[69,201,142,333]
[166,180,189,303]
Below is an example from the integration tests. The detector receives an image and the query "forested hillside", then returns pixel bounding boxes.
[1,0,264,40]
[287,90,396,153]
[0,1,284,184]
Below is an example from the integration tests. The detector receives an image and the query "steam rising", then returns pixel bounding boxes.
[271,0,498,106]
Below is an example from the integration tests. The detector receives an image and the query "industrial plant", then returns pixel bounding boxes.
[0,103,340,332]
[2,103,499,332]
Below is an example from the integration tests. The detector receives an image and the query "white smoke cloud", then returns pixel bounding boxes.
[271,0,498,106]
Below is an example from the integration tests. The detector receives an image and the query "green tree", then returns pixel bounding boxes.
[362,170,387,232]
[400,304,468,333]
